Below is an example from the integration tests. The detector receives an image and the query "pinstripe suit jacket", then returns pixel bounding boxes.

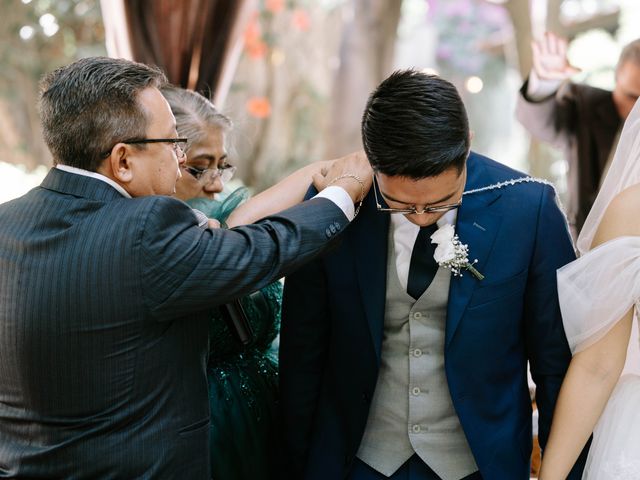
[0,168,347,479]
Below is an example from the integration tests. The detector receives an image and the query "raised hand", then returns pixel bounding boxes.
[532,32,581,81]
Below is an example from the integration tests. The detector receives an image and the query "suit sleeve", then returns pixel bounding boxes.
[524,185,589,478]
[515,78,577,151]
[139,196,347,319]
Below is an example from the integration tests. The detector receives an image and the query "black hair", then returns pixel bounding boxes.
[39,56,166,171]
[361,69,470,178]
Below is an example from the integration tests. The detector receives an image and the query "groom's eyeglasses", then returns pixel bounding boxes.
[372,174,462,215]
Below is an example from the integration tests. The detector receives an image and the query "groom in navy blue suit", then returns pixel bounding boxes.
[280,70,588,479]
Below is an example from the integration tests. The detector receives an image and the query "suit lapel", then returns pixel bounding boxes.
[351,191,389,361]
[446,155,503,347]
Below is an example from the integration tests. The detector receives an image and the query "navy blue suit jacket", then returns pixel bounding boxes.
[280,153,587,479]
[0,168,348,479]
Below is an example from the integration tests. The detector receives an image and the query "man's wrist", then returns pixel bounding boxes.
[328,174,365,204]
[315,186,355,220]
[328,174,365,218]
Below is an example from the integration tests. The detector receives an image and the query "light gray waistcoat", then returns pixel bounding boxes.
[356,229,477,479]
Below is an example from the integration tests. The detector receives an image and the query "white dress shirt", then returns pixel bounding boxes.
[56,164,132,198]
[391,210,457,291]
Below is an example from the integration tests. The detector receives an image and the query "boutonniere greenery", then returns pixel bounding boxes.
[430,224,484,280]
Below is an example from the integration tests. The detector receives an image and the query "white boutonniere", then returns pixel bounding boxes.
[430,224,484,280]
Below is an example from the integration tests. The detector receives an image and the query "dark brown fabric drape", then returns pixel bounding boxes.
[123,0,250,99]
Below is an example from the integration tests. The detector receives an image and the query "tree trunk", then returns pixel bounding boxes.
[504,0,533,77]
[546,0,565,36]
[504,0,560,189]
[325,0,403,158]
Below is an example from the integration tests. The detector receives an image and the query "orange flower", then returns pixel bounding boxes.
[245,40,268,59]
[244,16,261,44]
[246,97,271,119]
[265,0,284,14]
[291,8,310,31]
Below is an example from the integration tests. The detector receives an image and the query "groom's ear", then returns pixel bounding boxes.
[469,130,475,141]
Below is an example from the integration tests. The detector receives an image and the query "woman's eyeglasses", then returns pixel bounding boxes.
[184,165,237,184]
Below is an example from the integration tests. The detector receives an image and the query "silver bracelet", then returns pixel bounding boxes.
[327,173,365,218]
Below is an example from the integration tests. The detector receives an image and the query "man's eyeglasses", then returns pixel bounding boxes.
[102,138,188,159]
[372,174,462,214]
[184,164,237,184]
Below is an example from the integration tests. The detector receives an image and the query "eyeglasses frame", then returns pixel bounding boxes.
[101,138,188,159]
[372,173,462,215]
[184,164,237,184]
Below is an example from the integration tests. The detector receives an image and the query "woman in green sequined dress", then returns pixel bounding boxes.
[162,86,332,479]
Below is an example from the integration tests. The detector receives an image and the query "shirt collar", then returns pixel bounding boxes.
[55,164,132,198]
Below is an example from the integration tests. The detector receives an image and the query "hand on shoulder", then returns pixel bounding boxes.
[312,150,372,204]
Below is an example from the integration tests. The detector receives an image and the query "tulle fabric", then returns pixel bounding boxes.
[556,99,640,479]
[557,236,640,354]
[583,375,640,479]
[558,236,640,479]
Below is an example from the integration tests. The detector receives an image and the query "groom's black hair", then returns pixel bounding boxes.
[361,69,469,179]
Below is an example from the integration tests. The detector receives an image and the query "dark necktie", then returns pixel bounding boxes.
[407,223,439,300]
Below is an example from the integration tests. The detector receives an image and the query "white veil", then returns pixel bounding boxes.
[558,99,640,355]
[577,99,640,254]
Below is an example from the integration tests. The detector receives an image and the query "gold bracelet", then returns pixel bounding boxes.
[327,173,365,218]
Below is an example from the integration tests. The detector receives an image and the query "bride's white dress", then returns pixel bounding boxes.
[558,236,640,479]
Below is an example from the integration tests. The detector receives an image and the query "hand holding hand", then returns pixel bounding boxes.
[532,32,581,81]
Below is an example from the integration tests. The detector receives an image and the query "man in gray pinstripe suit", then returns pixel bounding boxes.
[0,57,366,479]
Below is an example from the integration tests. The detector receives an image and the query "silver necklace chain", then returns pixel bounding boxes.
[461,175,570,227]
[463,176,557,196]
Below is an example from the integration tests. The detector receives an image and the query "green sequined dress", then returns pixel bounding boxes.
[189,191,281,480]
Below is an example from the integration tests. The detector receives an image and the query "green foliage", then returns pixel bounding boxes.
[0,0,105,167]
[0,0,105,95]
